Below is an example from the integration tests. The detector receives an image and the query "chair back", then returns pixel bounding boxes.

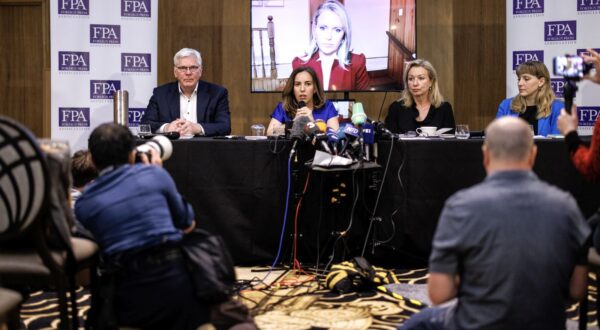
[0,116,49,241]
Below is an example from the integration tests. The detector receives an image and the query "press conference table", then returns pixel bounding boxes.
[160,137,600,265]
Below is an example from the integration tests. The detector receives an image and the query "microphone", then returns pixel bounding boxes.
[286,101,307,138]
[351,102,367,159]
[362,122,375,161]
[303,121,320,138]
[372,121,394,139]
[315,119,327,132]
[351,102,367,127]
[303,121,331,154]
[363,123,375,145]
[339,123,360,158]
[289,116,311,157]
[336,128,347,157]
[326,127,339,155]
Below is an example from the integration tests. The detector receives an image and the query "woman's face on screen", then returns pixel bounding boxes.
[293,71,315,105]
[314,10,345,57]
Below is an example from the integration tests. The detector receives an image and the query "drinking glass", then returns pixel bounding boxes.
[138,124,152,137]
[455,124,470,139]
[250,124,265,136]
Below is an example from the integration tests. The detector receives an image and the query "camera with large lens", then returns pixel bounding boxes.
[135,135,173,163]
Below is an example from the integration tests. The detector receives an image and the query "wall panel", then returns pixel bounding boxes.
[0,0,48,137]
[453,0,506,130]
[0,0,505,136]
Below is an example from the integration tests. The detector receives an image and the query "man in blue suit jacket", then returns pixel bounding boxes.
[142,48,231,137]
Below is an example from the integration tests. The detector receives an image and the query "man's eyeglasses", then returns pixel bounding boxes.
[176,66,200,73]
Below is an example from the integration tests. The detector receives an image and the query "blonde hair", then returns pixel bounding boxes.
[510,61,554,119]
[399,59,444,108]
[299,0,352,69]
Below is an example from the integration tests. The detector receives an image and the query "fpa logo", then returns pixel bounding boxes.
[578,0,600,11]
[59,108,90,127]
[512,51,543,69]
[544,21,576,42]
[578,107,600,126]
[90,24,121,45]
[58,0,89,15]
[129,108,145,127]
[513,0,544,15]
[122,0,151,18]
[90,80,121,100]
[121,53,151,73]
[576,48,600,55]
[58,51,90,71]
[550,78,566,98]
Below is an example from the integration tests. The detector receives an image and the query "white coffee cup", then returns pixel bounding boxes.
[416,126,438,137]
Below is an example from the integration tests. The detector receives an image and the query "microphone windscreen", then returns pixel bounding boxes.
[351,102,367,126]
[315,119,327,132]
[327,128,339,143]
[342,122,359,138]
[298,101,306,108]
[303,121,320,138]
[363,122,375,144]
[291,116,311,139]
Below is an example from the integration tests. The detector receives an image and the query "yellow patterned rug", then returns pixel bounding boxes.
[18,268,598,329]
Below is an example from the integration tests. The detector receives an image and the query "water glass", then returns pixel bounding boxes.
[251,124,265,136]
[138,124,152,137]
[455,124,470,139]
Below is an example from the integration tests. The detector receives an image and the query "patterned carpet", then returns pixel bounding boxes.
[18,268,599,329]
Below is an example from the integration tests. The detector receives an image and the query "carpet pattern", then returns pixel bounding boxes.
[18,268,599,329]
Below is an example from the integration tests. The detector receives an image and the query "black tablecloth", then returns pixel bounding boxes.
[160,137,600,265]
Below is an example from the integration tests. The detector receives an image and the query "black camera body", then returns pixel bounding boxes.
[553,55,594,80]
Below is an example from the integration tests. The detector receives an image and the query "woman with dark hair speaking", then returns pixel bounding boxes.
[267,66,339,136]
[292,0,370,91]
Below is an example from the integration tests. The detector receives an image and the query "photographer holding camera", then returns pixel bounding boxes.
[75,123,208,329]
[558,48,600,184]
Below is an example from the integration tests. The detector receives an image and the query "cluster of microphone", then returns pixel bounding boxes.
[288,102,393,163]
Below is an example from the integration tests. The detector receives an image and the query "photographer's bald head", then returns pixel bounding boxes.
[483,117,537,174]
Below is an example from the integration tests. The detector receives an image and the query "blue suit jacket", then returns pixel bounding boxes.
[496,97,563,136]
[142,80,231,136]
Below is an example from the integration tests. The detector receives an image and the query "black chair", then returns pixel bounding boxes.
[0,287,22,329]
[0,116,98,330]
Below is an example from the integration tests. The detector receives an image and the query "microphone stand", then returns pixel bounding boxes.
[356,125,364,163]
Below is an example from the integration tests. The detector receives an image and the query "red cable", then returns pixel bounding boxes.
[292,172,311,273]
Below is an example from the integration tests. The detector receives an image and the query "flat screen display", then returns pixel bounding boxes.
[251,0,416,93]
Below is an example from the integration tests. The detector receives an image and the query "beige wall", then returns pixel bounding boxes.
[0,0,505,137]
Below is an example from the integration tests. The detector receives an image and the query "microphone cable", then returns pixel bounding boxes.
[376,91,388,122]
[360,136,395,257]
[266,154,294,279]
[322,169,360,272]
[292,172,312,274]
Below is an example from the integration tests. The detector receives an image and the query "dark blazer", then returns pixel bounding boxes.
[142,80,231,136]
[385,100,455,134]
